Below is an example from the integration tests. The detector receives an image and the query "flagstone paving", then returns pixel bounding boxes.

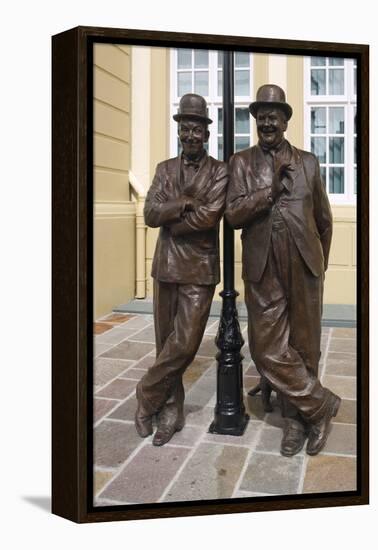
[93,312,357,506]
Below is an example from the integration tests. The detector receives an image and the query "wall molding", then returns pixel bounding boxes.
[94,200,136,219]
[331,205,357,222]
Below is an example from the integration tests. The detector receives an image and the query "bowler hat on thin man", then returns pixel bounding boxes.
[249,84,293,121]
[173,93,213,124]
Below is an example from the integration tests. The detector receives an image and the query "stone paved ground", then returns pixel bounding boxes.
[93,312,357,506]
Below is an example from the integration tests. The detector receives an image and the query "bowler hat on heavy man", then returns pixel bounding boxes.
[173,93,213,124]
[249,84,293,121]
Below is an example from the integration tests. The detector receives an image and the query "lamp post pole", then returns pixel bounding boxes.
[209,51,249,436]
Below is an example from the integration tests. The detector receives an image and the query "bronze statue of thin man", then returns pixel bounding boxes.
[135,93,228,446]
[226,84,341,456]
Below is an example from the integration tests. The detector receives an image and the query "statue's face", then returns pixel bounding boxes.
[256,106,288,149]
[178,119,209,159]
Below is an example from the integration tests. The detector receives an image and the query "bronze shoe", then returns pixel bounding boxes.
[135,385,153,438]
[152,408,185,447]
[306,395,341,456]
[280,420,306,457]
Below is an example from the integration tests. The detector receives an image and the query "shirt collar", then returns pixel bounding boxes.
[258,138,288,155]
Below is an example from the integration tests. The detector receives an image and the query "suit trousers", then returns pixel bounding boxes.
[137,280,215,418]
[244,211,333,423]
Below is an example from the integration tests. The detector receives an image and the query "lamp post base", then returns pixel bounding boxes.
[208,289,249,436]
[208,414,249,436]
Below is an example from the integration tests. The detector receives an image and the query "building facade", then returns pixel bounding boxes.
[94,45,356,319]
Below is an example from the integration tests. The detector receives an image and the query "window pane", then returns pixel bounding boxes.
[354,136,357,164]
[235,52,250,67]
[194,49,209,68]
[329,107,344,134]
[328,57,344,67]
[194,71,209,96]
[354,107,357,133]
[311,69,326,95]
[235,136,250,152]
[329,137,344,164]
[235,108,250,134]
[177,49,192,69]
[218,137,223,161]
[218,108,223,134]
[329,69,344,94]
[311,56,326,66]
[354,166,357,194]
[218,51,223,68]
[311,107,326,134]
[353,59,357,95]
[178,72,192,96]
[218,71,222,96]
[311,137,326,164]
[354,67,357,95]
[235,70,250,96]
[329,167,344,193]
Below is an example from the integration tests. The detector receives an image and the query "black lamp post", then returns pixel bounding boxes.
[209,51,249,436]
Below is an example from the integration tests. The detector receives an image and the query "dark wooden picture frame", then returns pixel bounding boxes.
[52,26,369,523]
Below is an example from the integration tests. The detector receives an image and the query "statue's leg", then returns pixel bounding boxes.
[150,283,215,446]
[244,245,336,430]
[137,283,214,443]
[278,227,324,429]
[153,279,179,357]
[247,377,273,412]
[135,280,178,437]
[287,243,324,380]
[260,377,273,412]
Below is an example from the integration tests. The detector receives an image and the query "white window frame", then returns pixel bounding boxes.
[170,49,254,160]
[304,57,357,205]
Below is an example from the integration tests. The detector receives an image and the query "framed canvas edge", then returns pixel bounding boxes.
[52,25,369,524]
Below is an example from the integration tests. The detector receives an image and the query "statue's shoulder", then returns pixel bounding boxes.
[292,146,317,166]
[156,156,179,173]
[207,155,227,171]
[161,156,179,168]
[291,146,319,181]
[230,146,255,165]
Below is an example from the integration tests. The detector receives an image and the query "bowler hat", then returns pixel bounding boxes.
[249,84,293,121]
[173,93,213,124]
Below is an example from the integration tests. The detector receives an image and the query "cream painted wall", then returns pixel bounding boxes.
[324,206,356,304]
[94,44,136,319]
[286,55,304,147]
[145,48,170,298]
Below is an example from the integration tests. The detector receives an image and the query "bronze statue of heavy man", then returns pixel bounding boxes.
[135,93,228,446]
[226,84,341,456]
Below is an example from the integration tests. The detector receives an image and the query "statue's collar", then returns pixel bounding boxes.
[258,138,288,155]
[181,150,207,167]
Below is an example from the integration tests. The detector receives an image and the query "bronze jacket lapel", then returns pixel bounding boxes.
[182,153,212,198]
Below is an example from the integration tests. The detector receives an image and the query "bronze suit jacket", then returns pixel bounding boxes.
[226,142,332,282]
[145,153,228,285]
